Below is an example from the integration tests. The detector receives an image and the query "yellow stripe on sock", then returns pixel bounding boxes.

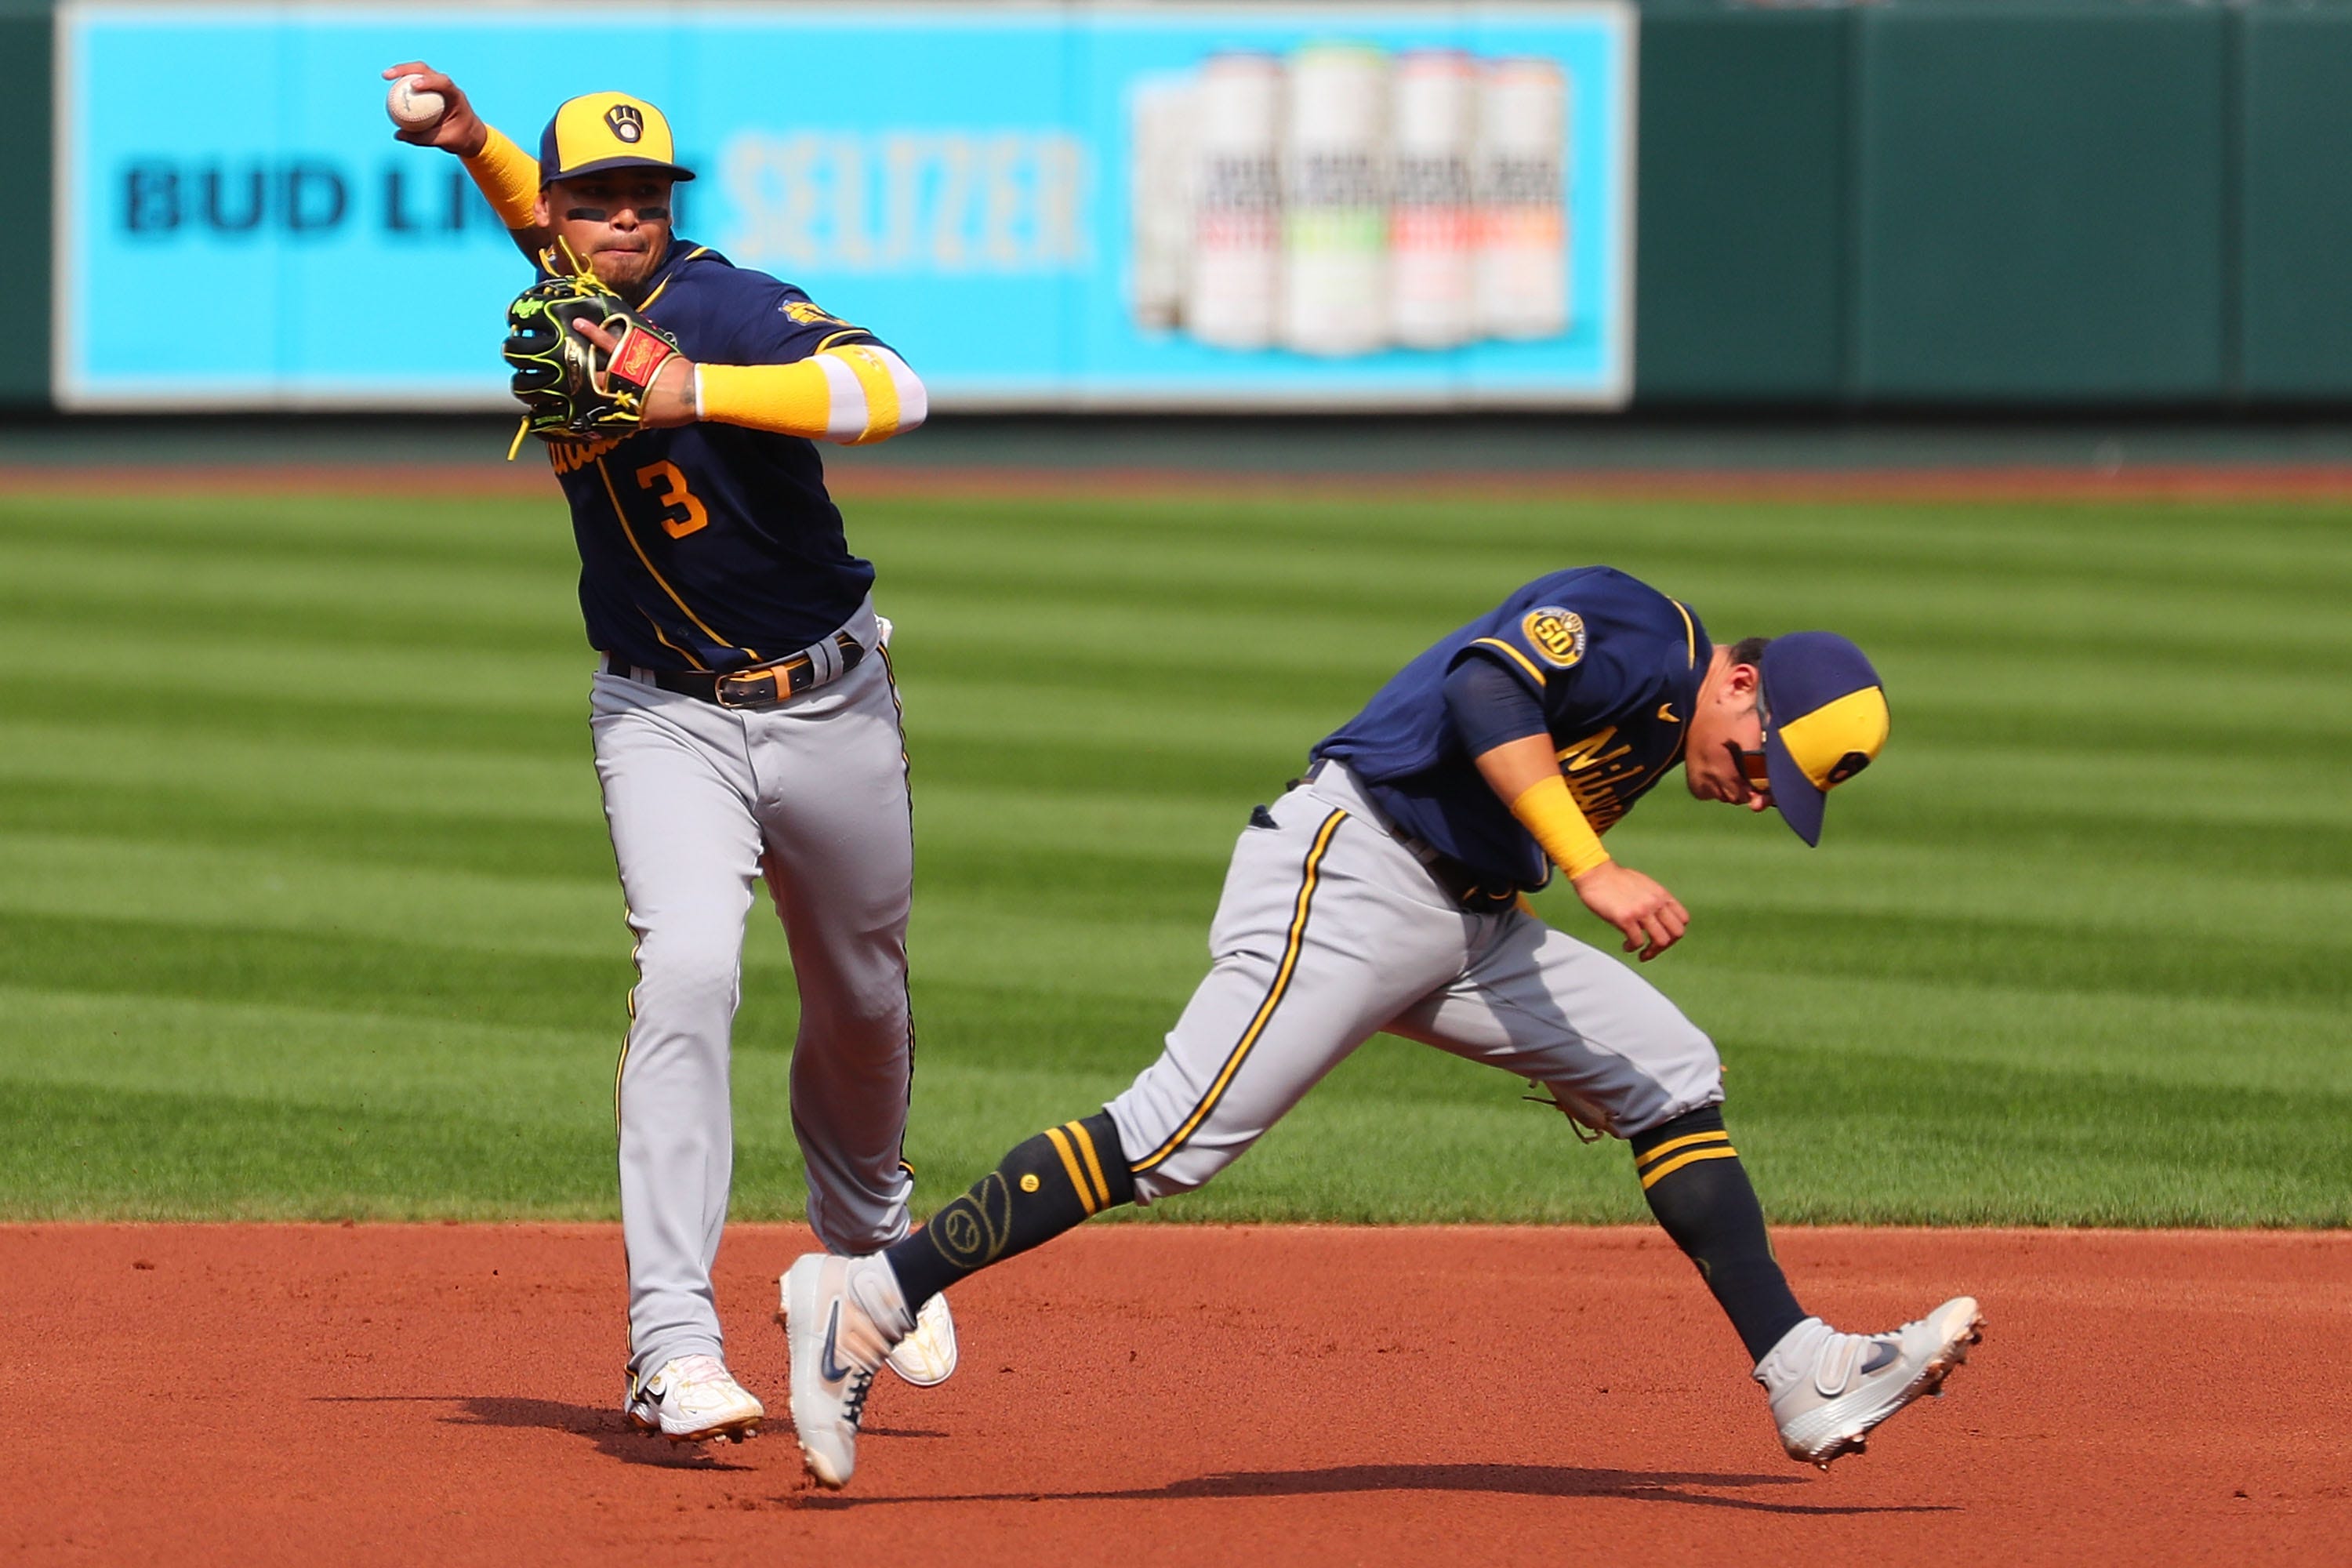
[1065,1120,1112,1207]
[1635,1128,1731,1171]
[1639,1145,1740,1190]
[1042,1125,1098,1214]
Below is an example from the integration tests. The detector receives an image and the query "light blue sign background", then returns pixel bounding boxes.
[56,3,1633,408]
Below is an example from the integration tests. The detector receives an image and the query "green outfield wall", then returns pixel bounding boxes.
[1635,0,2352,405]
[7,0,2352,409]
[0,0,51,406]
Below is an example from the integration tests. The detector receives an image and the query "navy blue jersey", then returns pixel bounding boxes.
[539,237,888,670]
[1313,568,1714,887]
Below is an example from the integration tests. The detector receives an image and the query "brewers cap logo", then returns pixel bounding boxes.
[1521,607,1586,669]
[606,103,644,143]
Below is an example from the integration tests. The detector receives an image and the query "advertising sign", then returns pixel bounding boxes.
[55,3,1634,409]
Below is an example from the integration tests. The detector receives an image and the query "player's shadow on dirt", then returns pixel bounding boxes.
[801,1462,1954,1516]
[314,1394,760,1471]
[456,1397,767,1469]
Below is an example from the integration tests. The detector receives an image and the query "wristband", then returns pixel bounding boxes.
[1508,774,1613,880]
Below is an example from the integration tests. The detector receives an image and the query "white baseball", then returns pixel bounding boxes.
[387,74,448,131]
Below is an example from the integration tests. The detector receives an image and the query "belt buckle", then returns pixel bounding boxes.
[716,656,811,710]
[714,666,777,710]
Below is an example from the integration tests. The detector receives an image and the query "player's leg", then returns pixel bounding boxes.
[1383,910,1809,1353]
[591,673,768,1436]
[1387,907,1980,1466]
[781,781,1468,1486]
[740,646,917,1258]
[892,786,1461,1295]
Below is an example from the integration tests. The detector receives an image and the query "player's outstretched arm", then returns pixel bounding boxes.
[381,62,546,260]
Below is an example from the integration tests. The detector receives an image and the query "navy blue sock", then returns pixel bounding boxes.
[885,1112,1134,1308]
[1631,1107,1809,1362]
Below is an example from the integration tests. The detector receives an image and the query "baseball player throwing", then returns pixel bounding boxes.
[387,66,956,1442]
[778,567,1983,1487]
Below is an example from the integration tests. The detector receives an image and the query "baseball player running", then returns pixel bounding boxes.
[387,67,956,1442]
[778,567,1982,1487]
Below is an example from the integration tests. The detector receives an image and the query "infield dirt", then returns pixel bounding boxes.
[2,1225,2342,1566]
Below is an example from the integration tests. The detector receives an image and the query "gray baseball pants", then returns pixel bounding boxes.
[590,601,915,1384]
[1109,760,1724,1200]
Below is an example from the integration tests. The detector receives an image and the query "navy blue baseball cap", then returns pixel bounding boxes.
[538,92,696,185]
[1757,632,1889,847]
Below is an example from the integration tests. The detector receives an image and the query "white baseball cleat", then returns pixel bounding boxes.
[885,1290,958,1387]
[1755,1296,1984,1470]
[624,1353,764,1443]
[779,1253,914,1488]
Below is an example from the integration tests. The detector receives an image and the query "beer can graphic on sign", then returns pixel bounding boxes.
[1130,71,1195,332]
[1187,52,1284,351]
[1281,42,1389,358]
[1476,56,1570,341]
[1388,49,1478,350]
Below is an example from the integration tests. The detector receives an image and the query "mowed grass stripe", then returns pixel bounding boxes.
[2,494,575,571]
[1,488,2346,1224]
[867,500,2352,675]
[15,810,2333,1011]
[8,986,2343,1225]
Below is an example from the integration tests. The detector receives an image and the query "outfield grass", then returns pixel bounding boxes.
[2,478,2346,1225]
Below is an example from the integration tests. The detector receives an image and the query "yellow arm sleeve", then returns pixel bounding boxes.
[462,126,540,230]
[697,345,918,443]
[1508,773,1613,880]
[695,360,837,439]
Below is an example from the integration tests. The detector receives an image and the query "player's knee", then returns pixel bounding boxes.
[1126,1142,1237,1203]
[802,982,909,1043]
[1635,1024,1724,1131]
[630,928,743,1011]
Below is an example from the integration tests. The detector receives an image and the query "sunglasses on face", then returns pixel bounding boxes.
[1735,691,1773,790]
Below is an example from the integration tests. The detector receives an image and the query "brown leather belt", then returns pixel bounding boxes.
[611,633,865,711]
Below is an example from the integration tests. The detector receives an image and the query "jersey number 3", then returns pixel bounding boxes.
[634,461,710,539]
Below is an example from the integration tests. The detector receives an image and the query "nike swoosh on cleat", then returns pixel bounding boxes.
[819,1301,855,1384]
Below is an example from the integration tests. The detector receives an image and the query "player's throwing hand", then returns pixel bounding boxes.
[380,62,487,156]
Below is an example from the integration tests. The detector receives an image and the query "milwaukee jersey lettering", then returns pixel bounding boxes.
[542,238,889,670]
[1313,567,1713,887]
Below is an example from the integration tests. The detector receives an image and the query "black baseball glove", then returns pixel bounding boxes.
[502,255,681,443]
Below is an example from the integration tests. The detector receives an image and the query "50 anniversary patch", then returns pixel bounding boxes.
[1521,607,1586,668]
